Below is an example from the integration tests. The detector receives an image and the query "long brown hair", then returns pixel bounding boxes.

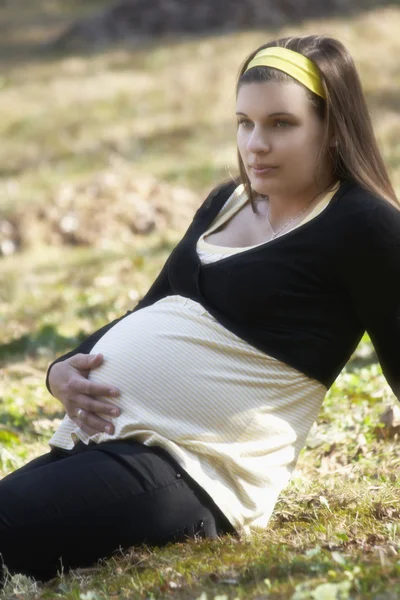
[235,35,399,210]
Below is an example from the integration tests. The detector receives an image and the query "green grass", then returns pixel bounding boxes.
[1,3,400,599]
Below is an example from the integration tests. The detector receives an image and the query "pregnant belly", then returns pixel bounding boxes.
[87,296,269,442]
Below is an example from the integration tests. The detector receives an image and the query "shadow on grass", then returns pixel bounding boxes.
[0,0,397,70]
[0,324,85,367]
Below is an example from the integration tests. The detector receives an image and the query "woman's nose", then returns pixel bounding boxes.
[247,127,271,154]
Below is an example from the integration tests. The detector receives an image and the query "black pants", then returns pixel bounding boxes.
[0,439,236,582]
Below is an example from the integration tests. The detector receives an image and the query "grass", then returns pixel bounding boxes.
[1,2,400,598]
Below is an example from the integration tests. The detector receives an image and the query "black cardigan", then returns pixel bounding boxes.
[47,179,400,398]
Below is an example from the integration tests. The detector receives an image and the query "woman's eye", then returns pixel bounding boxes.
[237,119,290,128]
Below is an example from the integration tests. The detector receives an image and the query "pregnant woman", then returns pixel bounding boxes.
[1,34,399,583]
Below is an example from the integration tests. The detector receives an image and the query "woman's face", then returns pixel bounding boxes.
[236,80,331,199]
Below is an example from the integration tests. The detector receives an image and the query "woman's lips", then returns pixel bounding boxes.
[250,166,278,175]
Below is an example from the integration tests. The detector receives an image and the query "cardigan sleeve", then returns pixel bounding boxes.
[339,198,400,401]
[45,180,235,394]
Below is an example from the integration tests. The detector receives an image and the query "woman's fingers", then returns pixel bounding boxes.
[70,376,119,402]
[72,406,116,435]
[68,352,104,371]
[67,393,121,435]
[72,412,101,437]
[71,394,120,418]
[50,353,122,436]
[48,355,120,404]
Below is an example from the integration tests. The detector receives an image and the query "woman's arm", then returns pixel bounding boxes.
[339,198,400,400]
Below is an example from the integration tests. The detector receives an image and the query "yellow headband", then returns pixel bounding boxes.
[244,46,325,99]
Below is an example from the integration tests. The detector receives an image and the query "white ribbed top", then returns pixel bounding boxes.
[49,183,339,535]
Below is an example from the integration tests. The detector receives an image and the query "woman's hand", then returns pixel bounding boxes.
[48,353,120,436]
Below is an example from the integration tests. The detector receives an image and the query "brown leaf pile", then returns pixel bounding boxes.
[1,171,202,254]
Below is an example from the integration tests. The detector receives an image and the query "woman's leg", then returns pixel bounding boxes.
[0,445,67,482]
[0,440,235,582]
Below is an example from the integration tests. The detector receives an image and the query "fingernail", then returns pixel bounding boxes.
[105,426,113,434]
[109,388,119,397]
[111,409,119,417]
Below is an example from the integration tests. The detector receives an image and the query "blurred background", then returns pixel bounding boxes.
[1,0,400,467]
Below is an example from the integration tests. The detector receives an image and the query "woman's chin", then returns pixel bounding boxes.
[250,182,278,197]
